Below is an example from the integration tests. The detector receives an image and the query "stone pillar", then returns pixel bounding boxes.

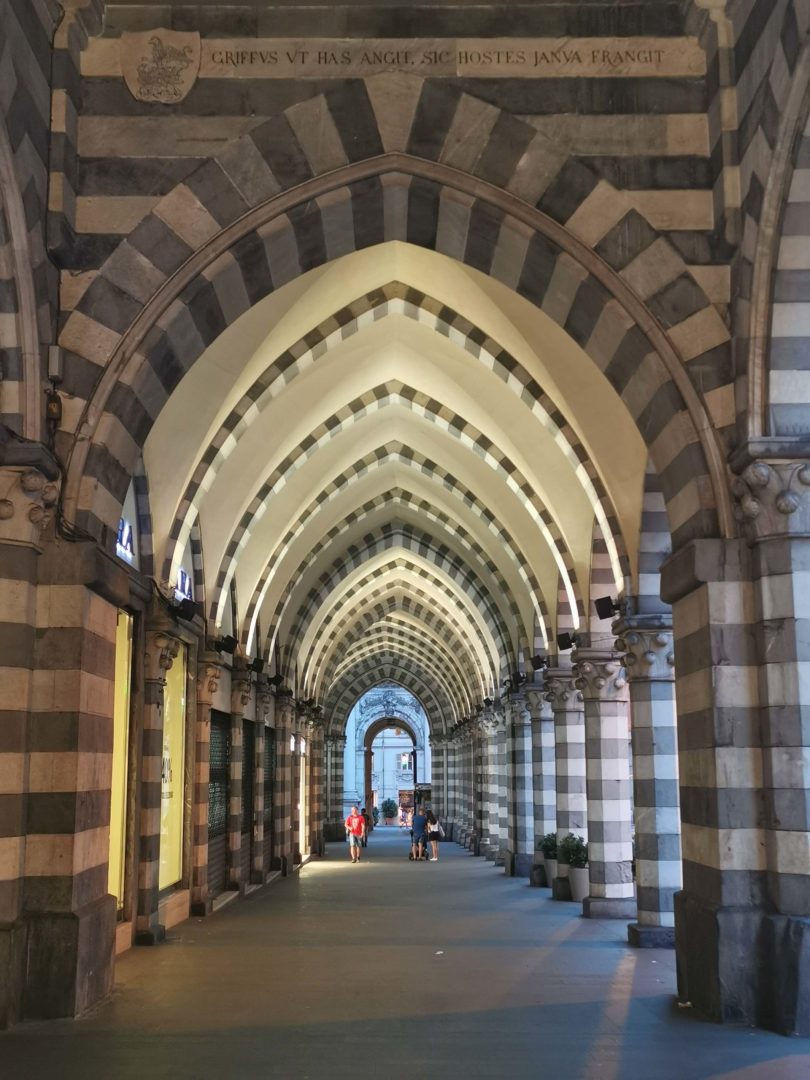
[430,733,448,826]
[272,695,294,873]
[730,459,810,1033]
[572,648,635,919]
[478,709,498,859]
[615,617,681,947]
[190,659,223,915]
[330,735,346,839]
[0,456,58,1024]
[526,686,557,875]
[227,669,250,891]
[308,716,325,856]
[544,667,587,897]
[494,708,509,865]
[136,631,180,943]
[252,680,272,884]
[505,693,535,877]
[291,709,306,863]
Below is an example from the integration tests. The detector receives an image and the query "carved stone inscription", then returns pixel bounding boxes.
[202,37,705,79]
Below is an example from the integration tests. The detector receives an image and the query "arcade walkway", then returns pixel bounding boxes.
[1,833,808,1080]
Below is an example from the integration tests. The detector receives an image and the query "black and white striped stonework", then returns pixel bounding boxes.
[191,662,223,914]
[272,699,293,873]
[506,696,535,877]
[526,688,557,860]
[57,78,732,559]
[544,668,588,850]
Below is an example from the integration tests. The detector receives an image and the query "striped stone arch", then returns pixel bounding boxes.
[132,458,154,577]
[207,379,582,629]
[247,447,551,653]
[311,594,488,697]
[326,656,457,732]
[296,558,503,692]
[161,279,629,592]
[330,625,474,710]
[298,582,495,700]
[59,76,735,552]
[282,525,518,672]
[325,673,438,737]
[324,610,480,695]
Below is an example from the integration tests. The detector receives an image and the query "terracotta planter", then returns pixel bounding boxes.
[543,857,558,886]
[569,865,590,903]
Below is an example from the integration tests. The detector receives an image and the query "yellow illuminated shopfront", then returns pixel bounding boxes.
[108,611,133,908]
[159,644,187,890]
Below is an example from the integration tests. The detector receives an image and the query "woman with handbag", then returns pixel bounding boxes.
[425,809,444,861]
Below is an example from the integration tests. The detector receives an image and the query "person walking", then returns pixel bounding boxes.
[426,808,443,861]
[360,807,371,847]
[411,804,428,861]
[345,805,366,863]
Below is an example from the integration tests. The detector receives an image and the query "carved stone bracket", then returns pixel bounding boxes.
[0,466,60,546]
[613,616,674,681]
[197,660,224,707]
[231,671,252,713]
[571,648,628,702]
[145,631,180,683]
[732,459,810,539]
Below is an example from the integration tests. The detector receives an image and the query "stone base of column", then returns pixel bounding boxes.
[506,853,533,878]
[762,913,810,1036]
[552,876,572,901]
[0,920,26,1028]
[469,835,481,855]
[324,822,345,842]
[190,898,213,917]
[250,868,269,886]
[628,922,675,948]
[582,896,636,919]
[493,848,506,867]
[135,923,166,946]
[24,896,116,1019]
[530,863,547,887]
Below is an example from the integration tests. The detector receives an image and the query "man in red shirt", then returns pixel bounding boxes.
[345,805,366,863]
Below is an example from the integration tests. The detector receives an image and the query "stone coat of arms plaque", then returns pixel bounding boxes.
[121,30,201,104]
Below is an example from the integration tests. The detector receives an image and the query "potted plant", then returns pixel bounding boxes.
[538,832,558,888]
[559,833,589,902]
[371,806,380,826]
[381,797,398,824]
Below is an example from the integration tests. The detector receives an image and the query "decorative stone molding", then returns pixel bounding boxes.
[508,693,532,726]
[613,617,674,681]
[0,466,60,545]
[197,660,224,706]
[231,671,252,713]
[543,668,582,709]
[571,648,628,702]
[731,459,810,539]
[145,632,180,683]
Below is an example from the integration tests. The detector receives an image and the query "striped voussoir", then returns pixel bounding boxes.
[60,76,731,556]
[205,379,581,634]
[250,450,550,658]
[301,566,497,702]
[158,280,627,597]
[326,659,453,732]
[284,524,516,677]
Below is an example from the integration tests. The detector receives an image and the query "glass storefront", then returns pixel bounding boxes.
[159,643,187,890]
[108,610,133,908]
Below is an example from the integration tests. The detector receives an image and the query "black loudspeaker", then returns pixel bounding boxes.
[214,634,237,654]
[530,654,545,671]
[174,597,197,621]
[594,596,618,621]
[249,656,264,674]
[556,632,574,651]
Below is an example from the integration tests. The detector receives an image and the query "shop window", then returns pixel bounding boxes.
[242,721,255,833]
[159,643,187,890]
[209,713,230,838]
[108,610,133,910]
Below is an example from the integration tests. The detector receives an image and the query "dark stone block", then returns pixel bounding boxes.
[513,853,533,878]
[0,920,26,1029]
[762,914,810,1036]
[552,876,572,901]
[628,922,675,948]
[583,896,635,919]
[134,923,166,946]
[530,864,547,888]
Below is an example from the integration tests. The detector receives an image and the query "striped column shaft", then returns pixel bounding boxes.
[137,632,180,942]
[506,695,535,877]
[227,675,250,890]
[480,716,497,858]
[309,722,324,854]
[291,720,302,862]
[191,661,223,914]
[544,668,587,842]
[615,619,680,945]
[272,699,293,872]
[495,719,508,865]
[473,726,485,851]
[573,648,635,919]
[252,717,265,883]
[331,736,346,828]
[526,687,557,852]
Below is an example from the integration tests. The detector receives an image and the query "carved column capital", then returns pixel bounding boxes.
[571,648,628,702]
[231,669,252,713]
[542,667,582,709]
[0,466,60,546]
[731,458,810,539]
[145,631,180,683]
[613,616,674,681]
[197,660,224,706]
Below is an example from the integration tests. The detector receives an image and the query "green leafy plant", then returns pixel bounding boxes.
[381,797,398,819]
[371,806,380,824]
[558,833,588,868]
[538,832,558,859]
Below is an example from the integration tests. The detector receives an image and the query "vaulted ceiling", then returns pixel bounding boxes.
[144,242,646,729]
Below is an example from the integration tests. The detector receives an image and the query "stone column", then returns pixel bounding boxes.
[308,716,325,856]
[190,658,223,915]
[227,668,250,891]
[505,693,535,877]
[330,735,347,838]
[615,617,681,947]
[430,733,448,826]
[572,648,635,919]
[478,708,498,859]
[731,459,810,1033]
[136,631,180,943]
[526,686,557,876]
[252,680,272,884]
[472,718,485,855]
[544,667,587,897]
[272,694,294,874]
[0,456,58,1024]
[494,707,509,865]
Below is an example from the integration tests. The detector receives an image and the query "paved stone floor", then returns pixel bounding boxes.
[2,830,810,1079]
